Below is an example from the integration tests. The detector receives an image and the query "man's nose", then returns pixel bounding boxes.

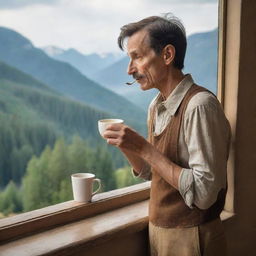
[127,60,136,75]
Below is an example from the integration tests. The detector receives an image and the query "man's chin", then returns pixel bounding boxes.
[139,83,151,91]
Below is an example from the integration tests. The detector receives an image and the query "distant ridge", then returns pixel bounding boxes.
[89,28,218,110]
[0,61,57,94]
[184,28,218,94]
[0,61,117,187]
[0,26,146,124]
[41,46,124,78]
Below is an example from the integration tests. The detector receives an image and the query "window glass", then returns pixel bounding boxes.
[0,0,218,217]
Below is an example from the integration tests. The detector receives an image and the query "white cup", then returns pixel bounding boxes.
[98,119,124,137]
[71,173,101,203]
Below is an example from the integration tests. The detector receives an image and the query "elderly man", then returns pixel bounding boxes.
[103,14,231,256]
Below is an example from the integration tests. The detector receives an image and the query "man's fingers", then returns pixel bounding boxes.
[103,130,119,138]
[106,123,123,131]
[106,138,120,146]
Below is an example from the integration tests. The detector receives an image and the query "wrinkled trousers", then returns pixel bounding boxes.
[149,218,227,256]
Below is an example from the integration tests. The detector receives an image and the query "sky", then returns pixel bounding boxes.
[0,0,218,54]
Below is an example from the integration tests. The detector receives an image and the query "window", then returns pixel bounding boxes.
[0,0,221,220]
[0,0,239,246]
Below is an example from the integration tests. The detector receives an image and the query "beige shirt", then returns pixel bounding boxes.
[136,74,231,210]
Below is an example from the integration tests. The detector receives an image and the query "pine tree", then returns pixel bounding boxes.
[67,135,94,174]
[92,146,116,191]
[46,138,69,204]
[10,144,34,184]
[58,179,73,202]
[0,180,22,216]
[22,146,52,211]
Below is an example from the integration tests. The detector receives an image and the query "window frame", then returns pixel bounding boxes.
[0,0,237,244]
[217,0,238,216]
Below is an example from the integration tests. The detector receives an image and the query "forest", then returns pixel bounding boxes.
[0,136,142,217]
[0,62,145,218]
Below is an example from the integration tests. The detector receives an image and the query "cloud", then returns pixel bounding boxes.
[0,0,218,54]
[0,0,60,9]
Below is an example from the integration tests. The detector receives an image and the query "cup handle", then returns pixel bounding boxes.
[92,178,101,196]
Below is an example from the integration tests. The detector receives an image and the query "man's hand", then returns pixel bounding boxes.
[103,123,181,189]
[103,123,148,155]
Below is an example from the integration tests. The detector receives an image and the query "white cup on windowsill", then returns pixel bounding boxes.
[71,173,101,203]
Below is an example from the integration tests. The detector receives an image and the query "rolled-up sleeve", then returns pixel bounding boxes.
[179,103,230,209]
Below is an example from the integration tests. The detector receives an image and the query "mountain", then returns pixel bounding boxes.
[0,61,109,139]
[91,57,130,93]
[42,46,123,78]
[0,61,103,186]
[0,61,57,94]
[90,28,218,110]
[42,46,65,56]
[0,27,146,123]
[0,61,146,186]
[0,60,145,134]
[184,29,218,94]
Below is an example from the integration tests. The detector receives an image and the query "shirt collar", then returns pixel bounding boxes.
[155,74,194,116]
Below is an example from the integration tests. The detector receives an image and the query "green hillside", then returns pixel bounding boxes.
[0,62,145,188]
[0,27,146,123]
[0,80,99,186]
[0,61,57,94]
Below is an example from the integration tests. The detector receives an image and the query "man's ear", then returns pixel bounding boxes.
[163,44,175,65]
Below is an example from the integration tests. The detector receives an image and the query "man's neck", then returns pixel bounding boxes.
[159,69,185,100]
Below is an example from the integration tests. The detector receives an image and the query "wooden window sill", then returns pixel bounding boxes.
[0,198,235,256]
[0,176,235,256]
[0,200,149,256]
[0,182,150,243]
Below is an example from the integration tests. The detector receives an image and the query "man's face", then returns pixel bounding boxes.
[126,30,167,91]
